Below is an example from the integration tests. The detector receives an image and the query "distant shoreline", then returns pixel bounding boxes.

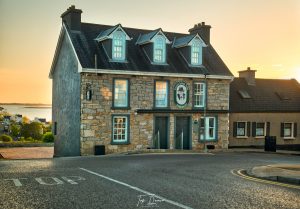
[25,106,52,109]
[0,103,51,106]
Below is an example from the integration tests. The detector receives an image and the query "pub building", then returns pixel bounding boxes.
[50,6,234,156]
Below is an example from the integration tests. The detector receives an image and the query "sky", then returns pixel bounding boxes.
[0,0,299,104]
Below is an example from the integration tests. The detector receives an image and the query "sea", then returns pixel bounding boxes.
[0,104,52,122]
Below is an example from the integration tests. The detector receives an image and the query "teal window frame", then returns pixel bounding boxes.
[113,78,130,108]
[111,115,130,145]
[193,82,206,108]
[200,116,218,141]
[153,35,166,63]
[112,31,126,61]
[191,38,202,65]
[154,80,169,108]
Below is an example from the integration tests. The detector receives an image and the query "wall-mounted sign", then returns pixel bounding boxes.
[174,81,189,108]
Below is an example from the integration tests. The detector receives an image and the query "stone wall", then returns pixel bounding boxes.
[80,73,230,155]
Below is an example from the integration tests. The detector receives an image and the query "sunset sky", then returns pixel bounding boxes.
[0,0,299,104]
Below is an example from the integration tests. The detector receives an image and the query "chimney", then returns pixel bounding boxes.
[238,67,257,86]
[61,5,82,31]
[189,22,211,44]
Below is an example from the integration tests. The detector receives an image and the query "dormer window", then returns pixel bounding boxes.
[153,35,166,63]
[95,24,131,62]
[191,39,202,65]
[112,31,126,61]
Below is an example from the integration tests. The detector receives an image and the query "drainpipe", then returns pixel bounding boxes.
[203,73,208,152]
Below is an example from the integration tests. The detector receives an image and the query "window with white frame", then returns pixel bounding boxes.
[153,35,166,63]
[191,38,202,65]
[155,81,168,107]
[114,79,128,107]
[112,116,128,143]
[200,117,217,141]
[283,123,293,138]
[256,122,265,137]
[237,122,247,137]
[194,82,205,108]
[112,31,126,61]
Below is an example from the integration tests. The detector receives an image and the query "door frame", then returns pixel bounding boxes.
[174,115,192,150]
[153,114,170,149]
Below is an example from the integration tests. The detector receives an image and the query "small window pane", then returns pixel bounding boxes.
[153,35,166,63]
[194,83,205,108]
[284,123,292,137]
[112,32,126,61]
[237,122,246,136]
[256,123,265,136]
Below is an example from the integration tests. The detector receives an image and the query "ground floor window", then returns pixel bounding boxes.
[255,122,265,137]
[112,115,129,144]
[281,122,297,138]
[237,122,246,137]
[200,116,217,141]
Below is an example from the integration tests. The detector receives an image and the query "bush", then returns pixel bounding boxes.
[0,134,13,142]
[25,137,34,142]
[42,132,54,143]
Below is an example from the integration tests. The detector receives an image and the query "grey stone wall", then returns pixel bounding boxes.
[52,33,81,157]
[80,73,230,155]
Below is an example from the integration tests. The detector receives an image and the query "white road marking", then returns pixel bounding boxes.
[79,167,193,209]
[35,177,64,185]
[62,176,86,185]
[4,178,27,187]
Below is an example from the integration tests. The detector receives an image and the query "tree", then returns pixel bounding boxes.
[42,132,54,143]
[22,116,30,124]
[21,122,43,140]
[10,124,21,138]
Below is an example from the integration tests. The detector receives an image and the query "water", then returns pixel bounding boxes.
[1,105,52,122]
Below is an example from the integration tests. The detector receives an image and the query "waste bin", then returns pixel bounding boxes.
[265,136,276,152]
[95,145,105,155]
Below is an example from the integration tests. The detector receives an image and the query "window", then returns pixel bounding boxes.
[112,31,126,61]
[153,35,166,63]
[256,122,265,137]
[113,79,129,108]
[237,122,247,137]
[194,82,206,108]
[155,81,168,107]
[238,90,251,99]
[191,39,202,65]
[53,122,57,135]
[281,122,297,138]
[112,116,129,143]
[200,117,217,141]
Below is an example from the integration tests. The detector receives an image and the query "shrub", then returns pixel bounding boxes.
[0,134,13,142]
[25,137,34,142]
[19,137,25,142]
[42,132,54,143]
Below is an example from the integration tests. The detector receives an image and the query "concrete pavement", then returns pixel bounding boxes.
[0,147,53,159]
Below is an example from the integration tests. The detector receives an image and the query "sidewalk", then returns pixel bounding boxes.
[0,147,54,159]
[225,148,300,156]
[248,164,300,185]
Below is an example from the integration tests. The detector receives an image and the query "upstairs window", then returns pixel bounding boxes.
[194,82,206,108]
[155,81,168,107]
[191,39,202,65]
[112,31,126,61]
[153,35,166,63]
[113,79,129,108]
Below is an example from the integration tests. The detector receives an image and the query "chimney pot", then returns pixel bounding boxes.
[189,22,211,44]
[61,5,82,31]
[239,67,257,86]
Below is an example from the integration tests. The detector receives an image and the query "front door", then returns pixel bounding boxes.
[154,117,168,149]
[175,116,191,149]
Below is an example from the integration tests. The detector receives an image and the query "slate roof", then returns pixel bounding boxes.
[136,28,161,45]
[172,34,195,48]
[230,78,300,112]
[66,22,233,76]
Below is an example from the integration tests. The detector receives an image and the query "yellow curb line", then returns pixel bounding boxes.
[230,169,300,190]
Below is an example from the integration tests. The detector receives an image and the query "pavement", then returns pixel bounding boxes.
[0,146,299,185]
[0,147,53,159]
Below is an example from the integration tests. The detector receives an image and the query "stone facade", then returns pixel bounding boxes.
[80,73,230,155]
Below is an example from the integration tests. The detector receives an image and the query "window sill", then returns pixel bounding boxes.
[111,107,131,110]
[255,136,265,139]
[150,62,169,66]
[111,141,130,145]
[236,136,248,139]
[283,137,295,140]
[109,59,129,63]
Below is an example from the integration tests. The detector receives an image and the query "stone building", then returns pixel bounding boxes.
[229,67,300,151]
[49,6,233,156]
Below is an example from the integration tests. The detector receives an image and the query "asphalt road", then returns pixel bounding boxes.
[0,152,299,209]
